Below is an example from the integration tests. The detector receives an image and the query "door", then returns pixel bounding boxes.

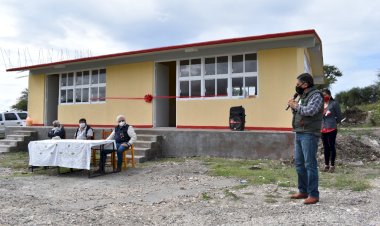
[154,63,170,127]
[45,74,60,126]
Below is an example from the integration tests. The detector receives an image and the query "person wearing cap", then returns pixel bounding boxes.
[97,115,137,173]
[74,118,94,140]
[287,73,323,205]
[47,120,66,139]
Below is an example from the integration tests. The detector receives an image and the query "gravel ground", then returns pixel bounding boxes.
[0,159,379,226]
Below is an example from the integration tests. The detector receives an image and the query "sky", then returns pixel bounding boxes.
[1,0,379,111]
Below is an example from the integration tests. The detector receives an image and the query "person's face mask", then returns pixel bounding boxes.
[118,120,126,127]
[324,95,330,102]
[79,123,86,128]
[295,82,306,95]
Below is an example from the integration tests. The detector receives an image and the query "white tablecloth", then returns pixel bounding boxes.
[28,139,115,170]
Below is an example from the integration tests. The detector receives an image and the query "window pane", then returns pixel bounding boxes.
[180,81,189,97]
[99,69,106,83]
[232,55,243,73]
[67,89,74,103]
[190,59,201,76]
[61,90,67,103]
[245,76,257,95]
[76,72,82,85]
[83,71,90,85]
[4,113,17,120]
[205,58,215,75]
[91,70,99,84]
[180,60,189,77]
[205,79,215,97]
[217,79,228,96]
[99,87,106,101]
[17,113,27,119]
[75,88,82,103]
[191,80,201,97]
[245,53,257,72]
[82,88,89,102]
[91,87,98,102]
[61,73,67,86]
[232,77,243,96]
[67,73,74,86]
[217,56,228,74]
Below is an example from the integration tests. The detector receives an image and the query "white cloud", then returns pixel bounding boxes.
[0,0,380,110]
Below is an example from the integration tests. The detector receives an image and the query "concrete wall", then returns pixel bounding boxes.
[28,74,45,125]
[7,126,294,160]
[137,129,294,160]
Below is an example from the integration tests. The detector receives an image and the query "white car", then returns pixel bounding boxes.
[0,111,28,138]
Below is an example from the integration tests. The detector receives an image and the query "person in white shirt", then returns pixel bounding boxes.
[97,115,137,173]
[74,118,94,140]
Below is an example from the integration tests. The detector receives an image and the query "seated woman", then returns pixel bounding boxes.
[47,120,66,139]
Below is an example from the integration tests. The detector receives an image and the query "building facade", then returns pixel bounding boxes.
[8,29,324,131]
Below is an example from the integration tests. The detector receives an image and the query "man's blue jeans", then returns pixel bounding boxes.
[100,142,128,168]
[294,132,319,198]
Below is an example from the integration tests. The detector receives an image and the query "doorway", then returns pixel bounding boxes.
[154,62,176,127]
[45,74,60,126]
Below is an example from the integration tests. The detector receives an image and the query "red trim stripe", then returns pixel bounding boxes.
[7,29,320,72]
[31,124,153,128]
[177,125,292,132]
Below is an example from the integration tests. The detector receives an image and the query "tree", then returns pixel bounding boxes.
[11,88,28,111]
[316,64,343,90]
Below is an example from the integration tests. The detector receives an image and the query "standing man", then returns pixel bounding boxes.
[97,115,137,173]
[287,73,323,205]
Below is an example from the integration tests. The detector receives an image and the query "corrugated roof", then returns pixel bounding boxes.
[6,29,321,72]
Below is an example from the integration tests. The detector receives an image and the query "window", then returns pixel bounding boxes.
[4,113,17,120]
[17,113,27,120]
[177,53,258,99]
[59,69,106,104]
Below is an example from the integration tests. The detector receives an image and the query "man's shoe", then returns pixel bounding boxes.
[328,166,335,173]
[290,193,308,199]
[304,196,319,204]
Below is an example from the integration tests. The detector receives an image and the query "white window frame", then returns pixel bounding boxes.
[59,68,106,105]
[176,52,258,100]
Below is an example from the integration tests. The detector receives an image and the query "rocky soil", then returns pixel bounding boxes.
[0,157,379,225]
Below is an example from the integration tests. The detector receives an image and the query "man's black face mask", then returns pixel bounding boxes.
[295,85,305,95]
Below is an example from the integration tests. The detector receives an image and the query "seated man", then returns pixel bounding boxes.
[97,115,137,173]
[74,118,94,140]
[47,120,66,139]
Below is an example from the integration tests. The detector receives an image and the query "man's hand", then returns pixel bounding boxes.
[287,99,298,110]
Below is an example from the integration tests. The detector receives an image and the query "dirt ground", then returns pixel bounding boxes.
[1,126,380,225]
[0,157,379,226]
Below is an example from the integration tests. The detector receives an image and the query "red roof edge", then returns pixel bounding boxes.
[6,29,320,72]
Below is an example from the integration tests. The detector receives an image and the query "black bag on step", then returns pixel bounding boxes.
[229,106,245,131]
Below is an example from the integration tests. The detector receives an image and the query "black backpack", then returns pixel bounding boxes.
[229,106,245,131]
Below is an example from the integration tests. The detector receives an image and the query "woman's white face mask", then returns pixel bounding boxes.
[79,123,86,128]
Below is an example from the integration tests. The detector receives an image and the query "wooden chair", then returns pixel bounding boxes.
[112,144,135,170]
[91,129,115,167]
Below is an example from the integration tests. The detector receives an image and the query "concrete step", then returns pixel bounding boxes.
[13,130,38,136]
[5,135,27,141]
[133,147,150,156]
[127,154,146,163]
[133,141,153,149]
[137,134,158,142]
[0,139,20,146]
[0,144,13,153]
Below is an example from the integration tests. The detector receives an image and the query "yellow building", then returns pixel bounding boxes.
[7,29,323,131]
